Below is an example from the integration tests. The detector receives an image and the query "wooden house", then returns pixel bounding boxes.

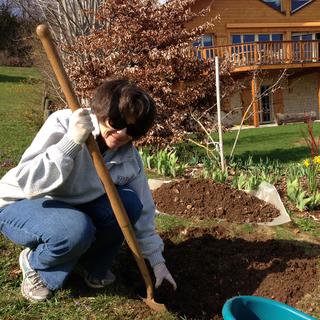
[190,0,320,127]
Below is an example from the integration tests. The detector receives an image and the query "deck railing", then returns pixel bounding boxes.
[195,40,320,68]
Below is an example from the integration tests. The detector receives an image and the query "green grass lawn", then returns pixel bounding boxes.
[0,66,44,176]
[215,123,320,163]
[176,122,320,165]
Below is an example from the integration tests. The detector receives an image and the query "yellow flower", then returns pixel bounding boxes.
[313,155,320,164]
[304,159,310,167]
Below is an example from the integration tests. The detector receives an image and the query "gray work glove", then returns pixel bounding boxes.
[153,262,177,290]
[67,108,94,144]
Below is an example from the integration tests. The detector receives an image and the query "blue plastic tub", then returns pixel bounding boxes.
[222,296,317,320]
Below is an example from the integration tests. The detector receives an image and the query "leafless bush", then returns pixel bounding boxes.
[15,0,237,147]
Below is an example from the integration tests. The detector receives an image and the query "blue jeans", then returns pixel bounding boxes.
[0,186,142,290]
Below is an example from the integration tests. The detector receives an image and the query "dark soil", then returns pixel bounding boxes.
[154,226,319,320]
[84,224,320,320]
[152,179,280,223]
[67,178,320,320]
[146,178,319,319]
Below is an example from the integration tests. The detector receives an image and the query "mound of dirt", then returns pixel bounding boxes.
[152,179,280,223]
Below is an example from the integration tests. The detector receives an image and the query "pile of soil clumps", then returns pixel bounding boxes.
[153,179,280,223]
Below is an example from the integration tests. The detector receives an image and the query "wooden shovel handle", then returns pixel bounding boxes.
[36,24,160,308]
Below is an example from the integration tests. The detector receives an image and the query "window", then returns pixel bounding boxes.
[193,34,214,47]
[291,33,315,61]
[231,35,241,44]
[260,85,273,123]
[202,35,213,47]
[258,34,270,42]
[292,33,314,41]
[243,35,255,43]
[231,34,284,62]
[261,0,282,12]
[232,34,254,44]
[258,34,283,42]
[193,34,214,59]
[231,35,255,55]
[232,34,283,43]
[291,0,313,13]
[271,34,283,41]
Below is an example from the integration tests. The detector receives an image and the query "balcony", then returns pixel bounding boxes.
[196,40,320,72]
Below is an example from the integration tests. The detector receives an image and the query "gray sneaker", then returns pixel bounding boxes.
[75,265,116,289]
[19,248,51,302]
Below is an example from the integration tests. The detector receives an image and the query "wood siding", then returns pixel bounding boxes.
[189,0,320,125]
[190,0,320,46]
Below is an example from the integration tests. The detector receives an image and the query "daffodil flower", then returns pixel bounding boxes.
[304,159,310,167]
[313,155,320,164]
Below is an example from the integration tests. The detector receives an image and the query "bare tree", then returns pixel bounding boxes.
[13,0,103,46]
[13,0,105,106]
[14,0,236,147]
[62,0,235,146]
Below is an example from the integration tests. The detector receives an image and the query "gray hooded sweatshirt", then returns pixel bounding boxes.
[0,109,165,267]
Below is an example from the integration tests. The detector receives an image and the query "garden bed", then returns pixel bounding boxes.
[103,224,319,320]
[136,178,320,319]
[154,226,319,320]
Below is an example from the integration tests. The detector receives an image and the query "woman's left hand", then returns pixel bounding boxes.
[153,262,177,290]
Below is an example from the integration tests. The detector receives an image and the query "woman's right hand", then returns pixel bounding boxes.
[67,108,94,144]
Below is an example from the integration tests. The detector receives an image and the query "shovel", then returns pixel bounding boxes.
[36,24,166,312]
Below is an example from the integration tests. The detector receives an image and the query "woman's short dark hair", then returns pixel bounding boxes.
[91,79,156,139]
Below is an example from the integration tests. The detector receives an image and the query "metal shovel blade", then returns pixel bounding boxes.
[141,296,167,312]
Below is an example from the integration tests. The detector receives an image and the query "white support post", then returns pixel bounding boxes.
[215,56,225,172]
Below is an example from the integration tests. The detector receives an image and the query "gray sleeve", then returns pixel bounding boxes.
[15,111,82,198]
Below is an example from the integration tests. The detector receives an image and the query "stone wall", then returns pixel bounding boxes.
[226,72,319,126]
[283,72,318,116]
[223,91,243,125]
